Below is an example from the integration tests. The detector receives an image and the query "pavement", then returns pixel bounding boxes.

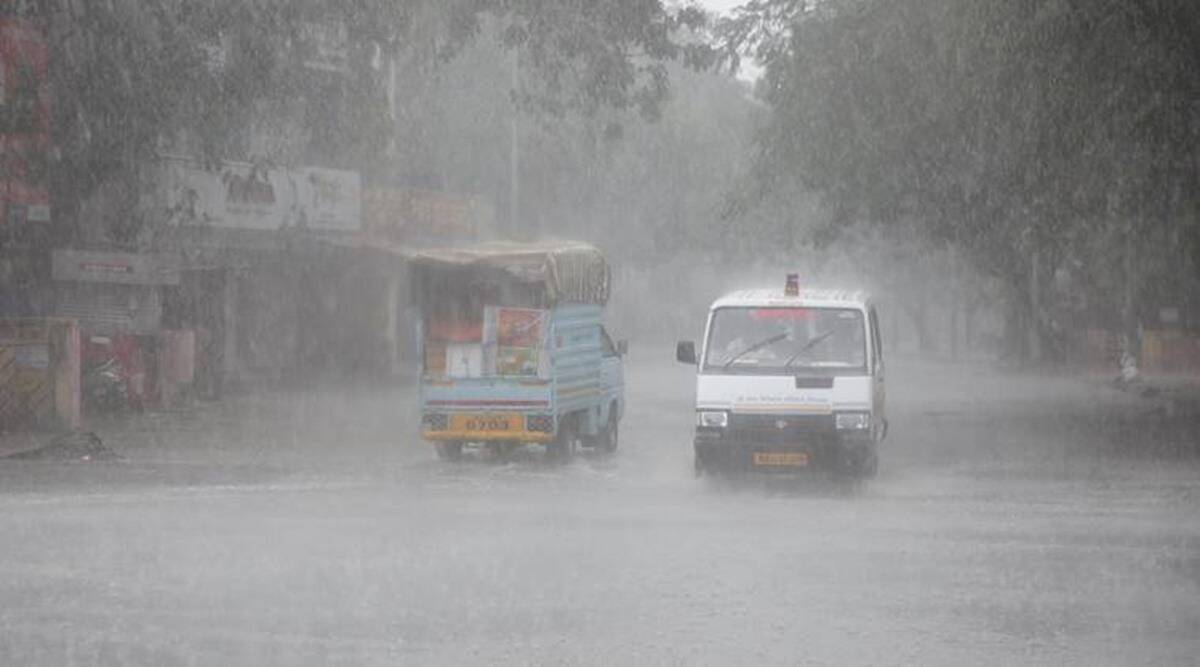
[0,432,53,459]
[1115,372,1200,407]
[0,347,1198,665]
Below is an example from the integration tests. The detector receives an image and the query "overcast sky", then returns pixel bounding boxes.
[694,0,762,81]
[695,0,743,13]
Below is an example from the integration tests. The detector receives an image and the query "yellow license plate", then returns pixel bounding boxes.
[449,414,523,432]
[753,452,809,467]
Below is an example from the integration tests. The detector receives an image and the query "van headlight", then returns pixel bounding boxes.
[835,412,870,430]
[697,411,729,428]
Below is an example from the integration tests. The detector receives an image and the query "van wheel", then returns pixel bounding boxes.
[694,455,722,479]
[435,441,464,462]
[861,448,879,478]
[547,418,577,462]
[596,409,619,454]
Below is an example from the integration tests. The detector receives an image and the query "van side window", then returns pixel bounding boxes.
[869,307,883,366]
[600,327,617,357]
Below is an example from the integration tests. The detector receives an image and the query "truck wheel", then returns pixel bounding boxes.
[435,441,464,462]
[841,446,877,479]
[547,418,577,462]
[596,409,619,454]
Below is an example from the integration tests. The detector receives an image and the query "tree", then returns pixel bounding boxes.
[45,0,713,246]
[719,0,1200,362]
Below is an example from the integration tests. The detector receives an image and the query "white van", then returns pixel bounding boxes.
[676,277,886,478]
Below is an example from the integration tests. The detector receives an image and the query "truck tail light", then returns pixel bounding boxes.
[525,414,554,433]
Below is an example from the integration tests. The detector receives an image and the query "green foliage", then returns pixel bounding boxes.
[47,0,714,244]
[497,0,713,119]
[385,22,761,263]
[722,0,1200,354]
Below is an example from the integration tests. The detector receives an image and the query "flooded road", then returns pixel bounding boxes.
[1,350,1198,665]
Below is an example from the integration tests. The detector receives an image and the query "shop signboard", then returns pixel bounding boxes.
[161,159,360,232]
[51,249,181,286]
[162,161,296,231]
[296,167,361,232]
[362,187,487,245]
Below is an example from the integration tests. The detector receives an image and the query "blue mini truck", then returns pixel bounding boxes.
[411,241,625,460]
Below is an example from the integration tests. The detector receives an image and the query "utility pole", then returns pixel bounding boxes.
[386,48,397,161]
[509,46,520,239]
[1109,182,1138,373]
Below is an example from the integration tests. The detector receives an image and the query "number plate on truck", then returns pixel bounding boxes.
[450,414,523,432]
[753,452,809,467]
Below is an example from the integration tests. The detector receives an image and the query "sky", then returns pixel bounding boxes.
[696,0,744,12]
[694,0,763,82]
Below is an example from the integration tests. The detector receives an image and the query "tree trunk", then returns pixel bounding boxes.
[964,298,976,361]
[1027,249,1044,363]
[950,300,960,361]
[1121,217,1139,363]
[903,298,934,354]
[890,306,901,353]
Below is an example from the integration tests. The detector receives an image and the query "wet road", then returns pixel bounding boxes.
[1,350,1198,665]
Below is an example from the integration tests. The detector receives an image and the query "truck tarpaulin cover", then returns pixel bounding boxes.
[411,240,610,305]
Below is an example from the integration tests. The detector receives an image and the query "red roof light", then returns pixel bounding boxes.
[785,273,800,296]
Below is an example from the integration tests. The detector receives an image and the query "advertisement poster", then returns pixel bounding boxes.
[0,320,51,427]
[483,307,549,377]
[0,16,50,226]
[161,160,361,232]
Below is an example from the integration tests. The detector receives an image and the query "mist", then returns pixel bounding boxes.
[1,2,1198,665]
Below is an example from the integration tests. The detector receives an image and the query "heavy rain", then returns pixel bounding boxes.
[1,1,1198,665]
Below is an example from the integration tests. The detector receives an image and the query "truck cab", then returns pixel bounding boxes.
[677,278,885,478]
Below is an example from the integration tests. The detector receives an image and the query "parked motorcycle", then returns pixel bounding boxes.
[82,356,129,414]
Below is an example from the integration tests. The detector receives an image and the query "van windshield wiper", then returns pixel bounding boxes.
[783,330,834,368]
[722,332,788,369]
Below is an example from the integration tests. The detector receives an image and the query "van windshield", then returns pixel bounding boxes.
[703,307,867,374]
